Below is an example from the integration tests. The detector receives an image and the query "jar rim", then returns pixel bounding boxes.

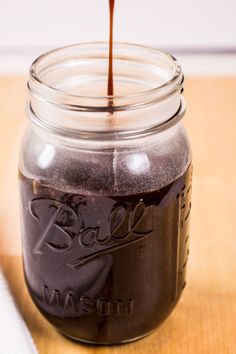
[28,41,183,111]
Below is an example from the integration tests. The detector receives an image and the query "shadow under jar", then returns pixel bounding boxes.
[19,42,192,345]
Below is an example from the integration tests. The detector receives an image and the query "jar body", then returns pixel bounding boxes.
[19,42,192,344]
[19,121,192,344]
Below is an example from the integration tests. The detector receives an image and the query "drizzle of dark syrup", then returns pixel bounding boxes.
[108,0,115,97]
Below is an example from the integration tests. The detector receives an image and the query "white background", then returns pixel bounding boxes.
[0,0,236,74]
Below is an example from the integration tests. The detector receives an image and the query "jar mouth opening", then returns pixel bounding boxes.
[28,42,183,110]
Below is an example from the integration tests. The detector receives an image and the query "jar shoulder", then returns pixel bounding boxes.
[19,124,191,195]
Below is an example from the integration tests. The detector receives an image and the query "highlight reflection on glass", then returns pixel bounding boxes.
[37,144,55,169]
[126,153,150,174]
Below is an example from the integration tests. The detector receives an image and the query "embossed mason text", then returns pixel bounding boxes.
[43,285,134,316]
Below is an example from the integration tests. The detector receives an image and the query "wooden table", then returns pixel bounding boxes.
[0,77,236,354]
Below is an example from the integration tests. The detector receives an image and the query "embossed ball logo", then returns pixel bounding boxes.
[29,198,154,269]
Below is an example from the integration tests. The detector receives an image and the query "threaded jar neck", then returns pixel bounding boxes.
[27,42,184,139]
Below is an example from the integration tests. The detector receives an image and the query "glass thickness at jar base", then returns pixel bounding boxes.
[63,329,154,345]
[20,164,192,344]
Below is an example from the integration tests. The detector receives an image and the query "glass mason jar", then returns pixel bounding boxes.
[19,42,192,344]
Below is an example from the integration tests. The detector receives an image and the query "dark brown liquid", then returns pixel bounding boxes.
[108,0,115,96]
[19,165,192,344]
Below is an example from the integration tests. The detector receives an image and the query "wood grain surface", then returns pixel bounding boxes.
[0,77,236,354]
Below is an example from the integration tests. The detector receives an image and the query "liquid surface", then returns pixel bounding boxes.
[20,165,192,343]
